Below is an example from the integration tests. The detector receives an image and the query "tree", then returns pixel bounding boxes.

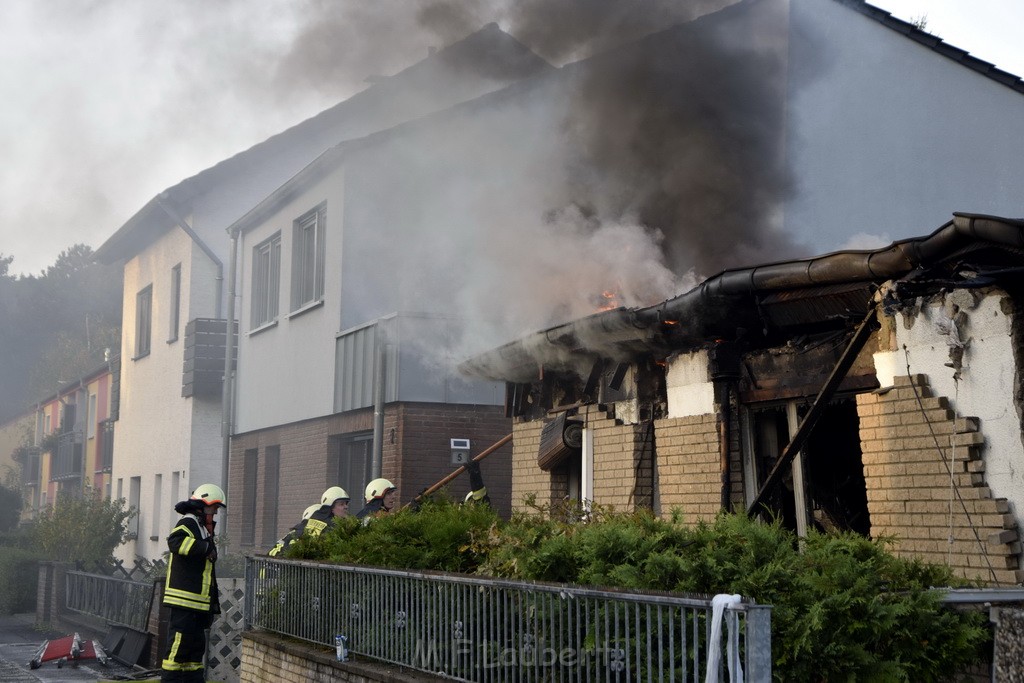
[0,243,122,420]
[0,481,21,533]
[33,491,135,565]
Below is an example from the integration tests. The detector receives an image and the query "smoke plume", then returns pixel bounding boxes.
[312,0,807,368]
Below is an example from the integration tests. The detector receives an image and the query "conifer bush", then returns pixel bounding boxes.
[285,498,989,681]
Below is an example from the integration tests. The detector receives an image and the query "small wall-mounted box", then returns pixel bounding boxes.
[450,438,471,465]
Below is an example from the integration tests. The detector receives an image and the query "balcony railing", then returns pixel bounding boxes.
[51,431,84,481]
[18,446,41,486]
[182,318,237,398]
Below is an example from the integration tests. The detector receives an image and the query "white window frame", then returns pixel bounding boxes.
[135,285,152,358]
[86,393,97,439]
[251,232,282,329]
[290,204,326,312]
[168,264,181,342]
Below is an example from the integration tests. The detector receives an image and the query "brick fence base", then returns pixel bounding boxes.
[242,630,445,683]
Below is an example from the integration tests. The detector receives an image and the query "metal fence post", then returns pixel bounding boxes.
[744,605,773,683]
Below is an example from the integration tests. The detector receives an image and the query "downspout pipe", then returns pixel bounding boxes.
[156,194,224,319]
[716,381,732,511]
[222,228,239,499]
[370,321,387,480]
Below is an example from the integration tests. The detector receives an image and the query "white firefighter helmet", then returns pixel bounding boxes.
[364,478,396,503]
[321,486,350,506]
[302,503,321,520]
[190,483,226,508]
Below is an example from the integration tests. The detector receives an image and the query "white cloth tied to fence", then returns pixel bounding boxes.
[705,593,743,683]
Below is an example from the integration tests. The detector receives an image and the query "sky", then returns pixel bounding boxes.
[1,0,1023,277]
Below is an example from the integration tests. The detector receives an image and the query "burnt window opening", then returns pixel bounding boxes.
[743,397,870,537]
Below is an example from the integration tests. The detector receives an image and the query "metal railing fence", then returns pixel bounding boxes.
[246,556,772,682]
[65,570,154,632]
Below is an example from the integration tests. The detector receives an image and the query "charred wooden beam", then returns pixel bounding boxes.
[609,363,630,391]
[583,359,607,400]
[746,307,879,519]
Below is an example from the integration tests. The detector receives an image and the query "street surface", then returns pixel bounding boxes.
[0,613,149,682]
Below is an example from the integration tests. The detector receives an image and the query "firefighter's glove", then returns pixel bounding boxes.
[206,540,218,563]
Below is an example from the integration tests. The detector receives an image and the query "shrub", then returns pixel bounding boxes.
[286,503,988,681]
[0,547,41,614]
[33,491,135,565]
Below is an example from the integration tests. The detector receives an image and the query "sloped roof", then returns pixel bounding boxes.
[94,24,552,264]
[837,0,1024,95]
[461,213,1024,383]
[229,0,768,236]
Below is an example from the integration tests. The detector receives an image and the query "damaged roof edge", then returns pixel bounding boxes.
[459,212,1024,382]
[654,212,1024,324]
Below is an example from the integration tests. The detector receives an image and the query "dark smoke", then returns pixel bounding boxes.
[558,10,801,274]
[280,0,802,282]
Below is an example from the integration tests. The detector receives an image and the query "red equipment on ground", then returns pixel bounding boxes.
[29,631,109,669]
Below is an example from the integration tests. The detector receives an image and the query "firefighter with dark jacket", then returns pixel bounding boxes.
[268,487,349,557]
[161,483,225,682]
[462,459,490,506]
[267,503,319,557]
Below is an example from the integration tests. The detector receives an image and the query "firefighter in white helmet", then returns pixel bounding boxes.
[356,478,397,521]
[267,486,350,557]
[267,503,320,557]
[162,483,226,682]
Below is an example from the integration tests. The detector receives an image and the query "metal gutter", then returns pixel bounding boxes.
[647,213,1024,333]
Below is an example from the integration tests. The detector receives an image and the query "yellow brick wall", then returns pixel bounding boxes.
[242,633,445,682]
[858,374,1023,585]
[590,407,652,511]
[655,413,742,524]
[509,406,653,513]
[510,419,555,511]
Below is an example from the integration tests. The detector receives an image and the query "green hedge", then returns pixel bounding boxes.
[288,499,989,682]
[0,547,41,614]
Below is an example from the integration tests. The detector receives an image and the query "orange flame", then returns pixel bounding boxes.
[595,289,620,312]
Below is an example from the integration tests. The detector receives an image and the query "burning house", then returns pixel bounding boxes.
[462,213,1024,584]
[86,0,1024,563]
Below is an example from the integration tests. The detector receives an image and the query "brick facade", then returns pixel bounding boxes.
[229,403,511,551]
[590,409,654,511]
[242,631,445,683]
[510,419,554,510]
[857,374,1023,584]
[509,376,1023,584]
[654,413,743,524]
[509,406,654,514]
[390,403,512,517]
